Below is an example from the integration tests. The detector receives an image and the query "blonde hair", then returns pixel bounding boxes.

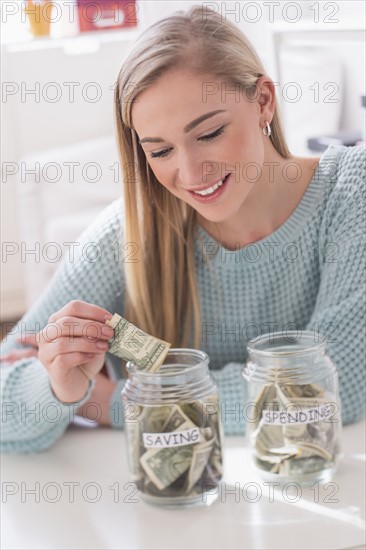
[114,5,291,349]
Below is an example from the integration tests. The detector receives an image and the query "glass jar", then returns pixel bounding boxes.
[242,331,342,484]
[121,349,224,506]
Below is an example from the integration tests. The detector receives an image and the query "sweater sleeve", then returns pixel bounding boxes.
[305,146,366,425]
[1,199,125,453]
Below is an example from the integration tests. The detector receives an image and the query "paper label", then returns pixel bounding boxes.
[143,427,201,448]
[262,403,333,425]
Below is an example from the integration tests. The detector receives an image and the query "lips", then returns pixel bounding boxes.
[188,173,231,203]
[192,176,226,196]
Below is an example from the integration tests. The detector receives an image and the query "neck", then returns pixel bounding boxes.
[198,141,319,250]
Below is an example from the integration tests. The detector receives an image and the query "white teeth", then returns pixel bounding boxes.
[193,178,224,196]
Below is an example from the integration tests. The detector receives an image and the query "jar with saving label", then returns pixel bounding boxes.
[121,349,224,506]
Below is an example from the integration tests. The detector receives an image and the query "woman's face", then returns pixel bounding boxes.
[131,68,270,224]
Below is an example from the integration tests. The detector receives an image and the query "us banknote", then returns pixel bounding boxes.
[105,313,171,372]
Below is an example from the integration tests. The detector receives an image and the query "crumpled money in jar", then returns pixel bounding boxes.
[248,380,341,477]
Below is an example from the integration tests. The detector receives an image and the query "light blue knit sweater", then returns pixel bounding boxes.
[1,145,365,453]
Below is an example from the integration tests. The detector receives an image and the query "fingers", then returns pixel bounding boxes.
[13,301,115,381]
[43,317,114,342]
[17,318,114,347]
[48,300,113,325]
[38,334,109,367]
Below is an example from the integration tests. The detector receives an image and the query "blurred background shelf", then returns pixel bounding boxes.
[2,27,142,52]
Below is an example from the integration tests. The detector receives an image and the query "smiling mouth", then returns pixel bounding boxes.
[190,174,230,197]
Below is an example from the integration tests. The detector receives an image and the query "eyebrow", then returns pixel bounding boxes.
[138,109,227,144]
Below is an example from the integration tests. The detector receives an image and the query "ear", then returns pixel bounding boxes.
[255,75,276,127]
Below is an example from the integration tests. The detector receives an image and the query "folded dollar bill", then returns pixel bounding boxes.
[105,313,171,372]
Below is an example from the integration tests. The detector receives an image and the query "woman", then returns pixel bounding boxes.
[1,6,365,452]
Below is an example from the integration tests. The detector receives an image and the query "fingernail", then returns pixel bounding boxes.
[102,326,114,337]
[104,314,113,322]
[96,341,109,350]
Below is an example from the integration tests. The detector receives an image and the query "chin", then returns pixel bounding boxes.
[194,206,234,225]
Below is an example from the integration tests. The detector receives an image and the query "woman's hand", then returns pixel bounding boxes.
[17,301,114,404]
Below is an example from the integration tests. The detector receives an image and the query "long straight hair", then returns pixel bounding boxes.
[114,5,291,348]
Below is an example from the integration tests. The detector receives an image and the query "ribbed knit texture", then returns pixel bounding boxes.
[1,145,365,452]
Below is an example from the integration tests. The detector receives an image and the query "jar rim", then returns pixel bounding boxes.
[246,330,326,358]
[126,348,209,378]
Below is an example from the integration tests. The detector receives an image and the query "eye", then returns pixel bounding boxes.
[198,126,225,142]
[148,126,226,159]
[149,148,172,159]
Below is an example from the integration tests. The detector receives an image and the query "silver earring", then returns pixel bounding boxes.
[262,121,271,137]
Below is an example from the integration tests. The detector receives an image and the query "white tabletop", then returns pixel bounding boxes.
[1,419,365,550]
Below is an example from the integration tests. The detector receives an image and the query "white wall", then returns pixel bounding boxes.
[1,29,139,319]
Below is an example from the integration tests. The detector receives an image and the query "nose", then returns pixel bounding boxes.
[177,149,206,189]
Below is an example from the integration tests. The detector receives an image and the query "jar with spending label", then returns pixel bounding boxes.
[121,349,224,506]
[242,331,342,484]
